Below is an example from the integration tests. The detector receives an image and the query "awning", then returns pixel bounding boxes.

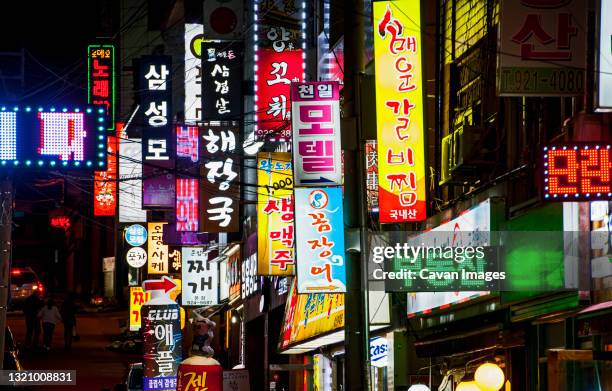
[577,300,612,320]
[413,324,526,358]
[281,325,388,354]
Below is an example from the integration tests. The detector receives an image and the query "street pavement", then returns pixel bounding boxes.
[6,311,140,391]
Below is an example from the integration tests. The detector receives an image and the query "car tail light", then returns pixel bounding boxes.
[11,269,21,275]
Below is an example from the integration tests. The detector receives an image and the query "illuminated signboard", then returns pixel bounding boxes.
[227,246,241,302]
[542,144,612,201]
[201,41,243,121]
[373,1,427,223]
[498,0,586,96]
[199,123,240,232]
[279,279,344,350]
[204,0,243,40]
[291,81,342,186]
[139,55,175,209]
[185,24,203,124]
[597,0,612,110]
[118,137,147,222]
[176,125,199,169]
[176,178,198,232]
[129,286,150,331]
[257,152,295,275]
[176,125,199,231]
[148,222,169,274]
[365,140,379,213]
[181,247,218,306]
[0,106,106,169]
[406,200,491,317]
[254,0,306,141]
[87,44,115,129]
[94,135,117,216]
[241,233,261,299]
[294,187,346,293]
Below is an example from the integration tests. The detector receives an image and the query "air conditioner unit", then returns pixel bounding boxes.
[451,125,492,179]
[439,133,453,185]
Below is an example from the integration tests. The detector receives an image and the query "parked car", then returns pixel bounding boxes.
[125,362,143,391]
[9,267,44,309]
[4,326,24,371]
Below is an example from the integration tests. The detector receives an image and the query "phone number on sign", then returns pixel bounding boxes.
[499,67,584,95]
[1,370,76,385]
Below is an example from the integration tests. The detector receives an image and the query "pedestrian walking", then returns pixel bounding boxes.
[23,291,42,348]
[37,298,62,351]
[60,293,77,351]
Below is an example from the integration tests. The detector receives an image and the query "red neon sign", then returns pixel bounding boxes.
[94,135,117,216]
[542,144,612,200]
[255,49,304,141]
[176,178,199,231]
[50,216,71,231]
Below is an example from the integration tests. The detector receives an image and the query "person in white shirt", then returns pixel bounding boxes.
[37,298,62,351]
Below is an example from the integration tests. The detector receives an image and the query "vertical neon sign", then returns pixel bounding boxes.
[253,0,306,141]
[87,44,115,130]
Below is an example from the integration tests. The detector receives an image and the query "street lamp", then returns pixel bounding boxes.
[407,385,430,391]
[474,362,505,391]
[456,381,482,391]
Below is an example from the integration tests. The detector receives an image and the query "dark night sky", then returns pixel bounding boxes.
[0,1,116,104]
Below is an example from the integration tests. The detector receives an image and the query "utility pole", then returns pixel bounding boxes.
[342,0,370,390]
[0,178,13,369]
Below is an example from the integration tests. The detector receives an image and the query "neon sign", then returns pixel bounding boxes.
[50,216,71,231]
[176,178,199,232]
[542,144,612,200]
[0,106,107,169]
[87,44,115,130]
[253,0,306,141]
[373,1,427,222]
[94,135,117,216]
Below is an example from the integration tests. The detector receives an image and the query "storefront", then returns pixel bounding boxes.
[277,279,391,390]
[547,200,612,391]
[404,197,586,390]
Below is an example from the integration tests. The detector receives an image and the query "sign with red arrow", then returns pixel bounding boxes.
[143,275,177,293]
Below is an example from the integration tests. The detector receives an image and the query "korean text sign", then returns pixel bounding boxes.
[542,144,612,201]
[257,152,295,275]
[255,49,303,140]
[373,1,427,223]
[176,125,199,232]
[177,365,222,391]
[94,135,117,216]
[119,137,147,222]
[241,233,260,299]
[140,55,173,160]
[279,280,344,350]
[295,187,346,293]
[201,42,243,120]
[199,124,240,232]
[498,0,586,96]
[254,0,305,140]
[181,247,219,306]
[598,0,612,109]
[87,44,115,129]
[0,106,107,169]
[140,56,175,209]
[291,82,342,186]
[148,222,169,274]
[365,140,379,213]
[129,286,150,331]
[142,303,182,391]
[227,247,241,302]
[184,24,203,124]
